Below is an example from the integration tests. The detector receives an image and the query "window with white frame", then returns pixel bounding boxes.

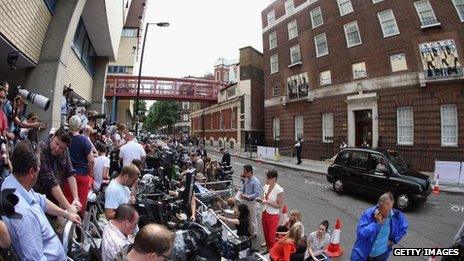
[322,113,334,142]
[285,0,295,15]
[397,107,414,145]
[414,0,440,27]
[378,10,400,37]
[310,7,324,28]
[267,10,276,26]
[182,102,189,110]
[344,21,362,47]
[272,85,280,97]
[290,44,301,64]
[373,0,384,3]
[273,118,280,140]
[269,31,277,50]
[319,70,332,86]
[287,20,298,40]
[337,0,354,16]
[452,0,464,21]
[441,104,458,146]
[390,53,407,72]
[270,54,279,74]
[181,114,189,122]
[352,62,367,79]
[315,33,329,57]
[295,115,304,140]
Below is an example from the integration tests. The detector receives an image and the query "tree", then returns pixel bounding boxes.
[133,100,147,116]
[143,101,179,133]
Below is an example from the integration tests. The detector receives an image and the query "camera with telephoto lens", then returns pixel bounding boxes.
[17,86,51,111]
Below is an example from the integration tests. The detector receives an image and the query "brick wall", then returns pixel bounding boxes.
[240,47,265,132]
[262,0,464,99]
[0,0,52,63]
[262,0,464,171]
[265,82,464,171]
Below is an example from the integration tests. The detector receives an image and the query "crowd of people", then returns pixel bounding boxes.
[0,83,183,260]
[0,80,460,261]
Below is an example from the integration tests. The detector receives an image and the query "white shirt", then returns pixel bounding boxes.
[101,221,133,261]
[263,183,284,215]
[119,140,146,166]
[93,155,110,190]
[105,179,131,210]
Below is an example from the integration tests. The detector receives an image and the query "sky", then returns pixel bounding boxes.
[139,0,271,78]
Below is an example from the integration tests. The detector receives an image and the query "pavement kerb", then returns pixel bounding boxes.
[205,148,464,194]
[205,148,325,173]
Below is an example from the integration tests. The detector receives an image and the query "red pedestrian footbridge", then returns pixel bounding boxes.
[105,75,225,103]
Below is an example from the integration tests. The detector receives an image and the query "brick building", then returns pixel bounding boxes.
[262,0,464,171]
[190,46,264,150]
[214,58,240,84]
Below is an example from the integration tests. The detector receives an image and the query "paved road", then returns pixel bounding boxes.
[208,151,463,260]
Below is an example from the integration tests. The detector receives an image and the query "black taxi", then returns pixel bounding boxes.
[326,148,432,210]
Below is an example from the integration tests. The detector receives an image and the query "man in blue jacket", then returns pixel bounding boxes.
[351,192,408,261]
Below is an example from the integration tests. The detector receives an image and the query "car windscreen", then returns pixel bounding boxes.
[385,151,408,173]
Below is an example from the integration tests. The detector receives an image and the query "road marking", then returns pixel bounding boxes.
[304,179,329,189]
[450,205,464,212]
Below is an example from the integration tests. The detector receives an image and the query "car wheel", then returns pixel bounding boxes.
[333,178,344,195]
[395,191,411,211]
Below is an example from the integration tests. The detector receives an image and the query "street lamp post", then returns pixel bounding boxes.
[135,22,169,135]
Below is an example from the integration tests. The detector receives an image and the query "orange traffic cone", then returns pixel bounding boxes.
[432,175,440,194]
[326,219,344,258]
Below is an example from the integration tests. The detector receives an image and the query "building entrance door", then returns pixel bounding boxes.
[355,109,373,147]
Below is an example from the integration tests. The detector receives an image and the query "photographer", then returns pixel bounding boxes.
[220,147,231,166]
[2,140,81,260]
[12,96,27,135]
[102,204,139,261]
[34,127,82,234]
[189,152,204,176]
[61,87,72,127]
[82,125,98,155]
[113,123,128,149]
[105,163,140,220]
[119,132,146,166]
[117,224,174,261]
[18,112,47,142]
[67,115,94,215]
